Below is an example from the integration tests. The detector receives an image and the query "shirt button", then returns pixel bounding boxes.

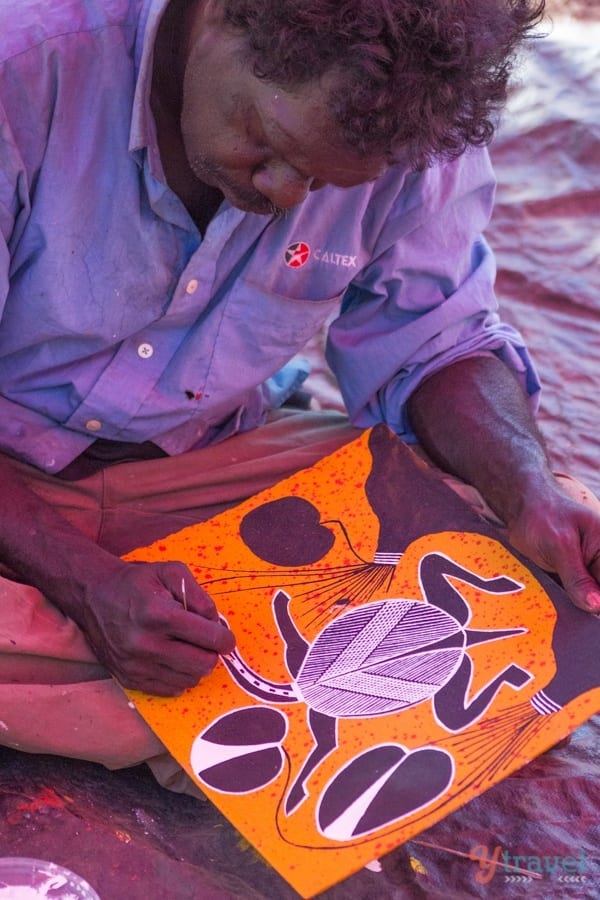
[137,342,154,359]
[85,419,102,432]
[186,279,199,295]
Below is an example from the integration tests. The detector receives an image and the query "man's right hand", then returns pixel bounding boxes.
[74,558,237,696]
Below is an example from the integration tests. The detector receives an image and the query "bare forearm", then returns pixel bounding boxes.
[0,451,125,616]
[407,355,554,527]
[407,355,600,612]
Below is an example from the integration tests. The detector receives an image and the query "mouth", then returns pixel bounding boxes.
[226,189,283,216]
[218,182,287,217]
[189,155,283,216]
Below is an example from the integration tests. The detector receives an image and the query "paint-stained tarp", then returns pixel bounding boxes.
[0,2,598,898]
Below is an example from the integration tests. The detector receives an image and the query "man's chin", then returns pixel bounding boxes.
[223,189,276,216]
[187,158,274,214]
[216,178,281,215]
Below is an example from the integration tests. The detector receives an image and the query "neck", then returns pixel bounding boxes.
[151,0,192,121]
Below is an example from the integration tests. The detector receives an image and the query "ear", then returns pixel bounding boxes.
[195,0,226,26]
[185,0,229,56]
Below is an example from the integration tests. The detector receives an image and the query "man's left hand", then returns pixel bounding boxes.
[506,481,600,614]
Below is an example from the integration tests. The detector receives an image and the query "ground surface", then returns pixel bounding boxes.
[1,722,599,899]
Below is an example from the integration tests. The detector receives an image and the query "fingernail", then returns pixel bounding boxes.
[588,591,600,613]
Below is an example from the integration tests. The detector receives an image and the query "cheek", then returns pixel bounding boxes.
[181,104,256,174]
[180,99,205,160]
[181,63,220,156]
[181,67,266,174]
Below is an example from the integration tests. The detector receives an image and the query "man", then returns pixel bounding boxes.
[0,0,598,791]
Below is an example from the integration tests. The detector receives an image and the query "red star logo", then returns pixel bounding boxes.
[285,242,311,269]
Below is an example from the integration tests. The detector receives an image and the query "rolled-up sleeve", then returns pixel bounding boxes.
[326,148,541,441]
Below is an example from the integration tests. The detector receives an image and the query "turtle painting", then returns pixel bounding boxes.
[194,551,531,818]
[125,426,600,893]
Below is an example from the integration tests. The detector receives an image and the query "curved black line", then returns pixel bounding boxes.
[320,518,371,564]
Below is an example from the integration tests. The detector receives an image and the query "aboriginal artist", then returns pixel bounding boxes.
[1,0,599,793]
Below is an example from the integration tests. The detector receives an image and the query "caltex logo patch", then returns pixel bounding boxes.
[285,242,311,269]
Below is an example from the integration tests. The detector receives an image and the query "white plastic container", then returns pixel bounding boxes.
[0,859,100,899]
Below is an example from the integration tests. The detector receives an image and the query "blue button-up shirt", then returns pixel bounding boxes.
[0,0,540,473]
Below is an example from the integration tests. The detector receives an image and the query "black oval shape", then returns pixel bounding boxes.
[318,744,454,839]
[202,706,287,746]
[318,745,406,832]
[198,746,284,793]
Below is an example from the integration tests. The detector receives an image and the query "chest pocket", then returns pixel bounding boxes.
[211,280,343,377]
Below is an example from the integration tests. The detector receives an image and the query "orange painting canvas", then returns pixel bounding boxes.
[124,425,600,898]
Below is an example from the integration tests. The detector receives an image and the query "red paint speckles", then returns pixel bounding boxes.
[7,786,68,824]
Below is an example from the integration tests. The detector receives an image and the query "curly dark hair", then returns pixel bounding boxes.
[222,0,545,167]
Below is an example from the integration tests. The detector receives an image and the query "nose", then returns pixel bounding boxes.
[252,160,313,209]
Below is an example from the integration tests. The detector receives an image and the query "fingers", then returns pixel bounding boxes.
[556,564,600,615]
[540,515,600,614]
[117,648,221,696]
[84,561,237,694]
[137,564,236,690]
[507,481,600,611]
[177,574,219,620]
[110,618,226,695]
[583,539,600,587]
[159,563,218,619]
[160,565,236,652]
[563,515,600,613]
[169,611,236,655]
